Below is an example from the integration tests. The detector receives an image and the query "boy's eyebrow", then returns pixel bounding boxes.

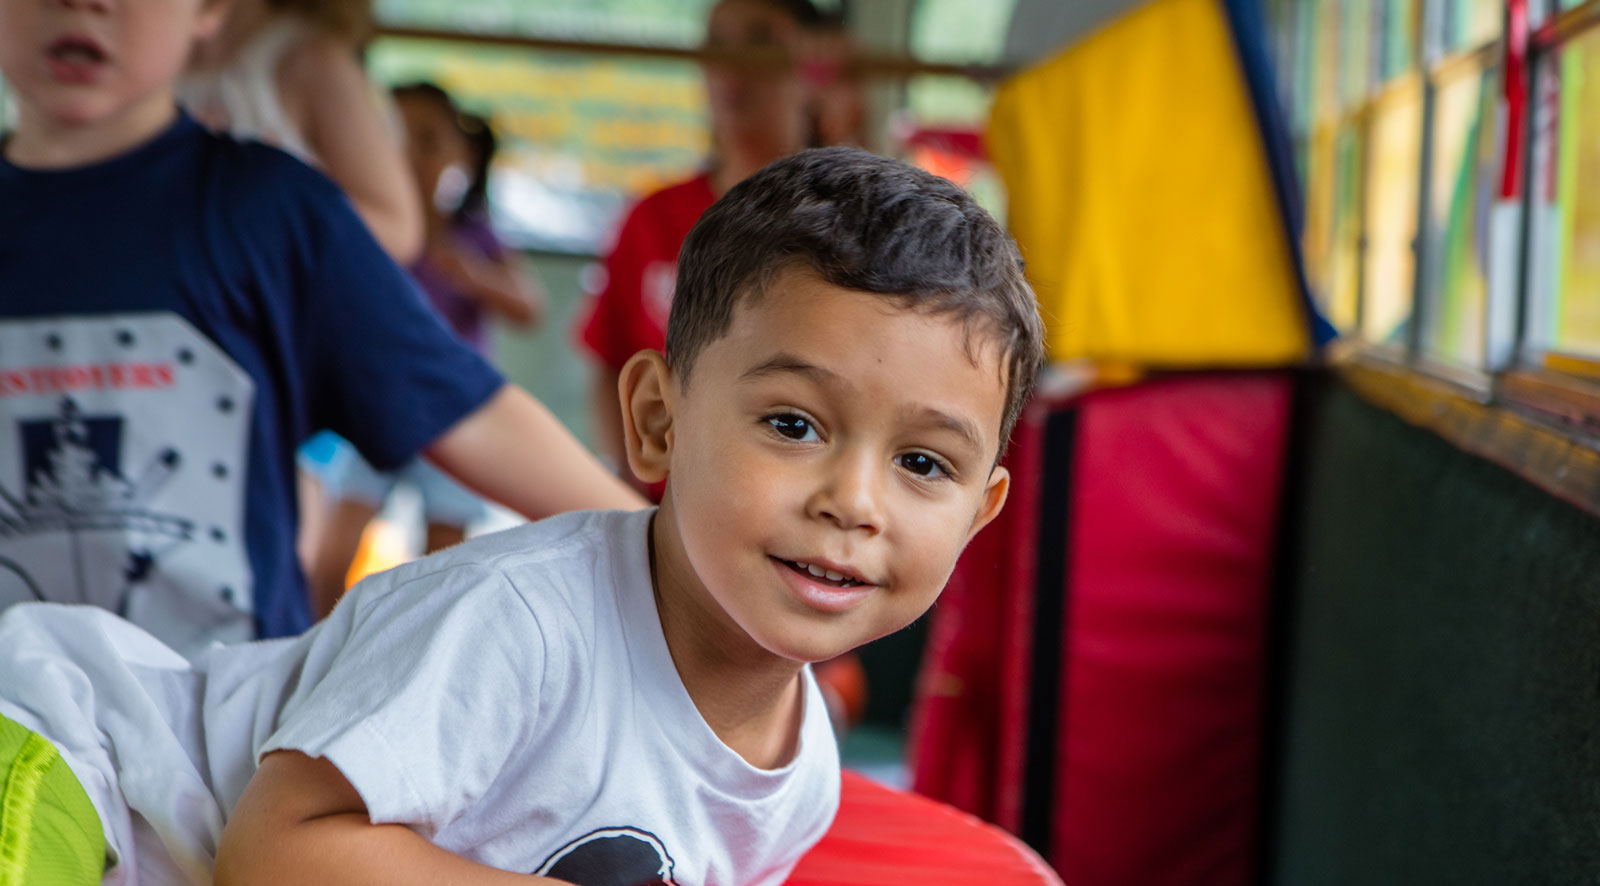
[903,406,986,456]
[738,353,844,385]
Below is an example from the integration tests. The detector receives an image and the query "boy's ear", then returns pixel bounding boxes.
[619,350,676,484]
[965,465,1010,543]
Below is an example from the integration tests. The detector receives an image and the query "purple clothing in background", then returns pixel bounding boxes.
[410,214,506,354]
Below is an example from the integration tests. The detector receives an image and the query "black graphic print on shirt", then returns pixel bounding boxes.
[535,826,678,886]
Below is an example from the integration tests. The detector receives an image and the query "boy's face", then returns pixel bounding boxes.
[634,270,1011,665]
[0,0,225,131]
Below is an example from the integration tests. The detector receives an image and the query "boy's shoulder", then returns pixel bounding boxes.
[361,508,651,618]
[434,507,642,570]
[192,124,351,222]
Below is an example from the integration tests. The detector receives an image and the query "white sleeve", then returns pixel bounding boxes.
[259,564,549,830]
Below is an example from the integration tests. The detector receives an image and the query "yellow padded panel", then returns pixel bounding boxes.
[989,0,1311,366]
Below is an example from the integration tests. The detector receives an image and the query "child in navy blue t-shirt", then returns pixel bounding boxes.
[0,0,641,656]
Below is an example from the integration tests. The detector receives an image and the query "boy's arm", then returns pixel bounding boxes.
[216,751,570,885]
[426,384,647,517]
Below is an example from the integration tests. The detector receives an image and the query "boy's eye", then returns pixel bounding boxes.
[765,414,819,442]
[897,452,949,479]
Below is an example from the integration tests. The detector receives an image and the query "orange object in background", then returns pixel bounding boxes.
[342,518,410,590]
[814,653,868,733]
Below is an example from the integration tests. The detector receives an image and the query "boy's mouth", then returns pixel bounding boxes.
[773,557,869,589]
[46,36,110,81]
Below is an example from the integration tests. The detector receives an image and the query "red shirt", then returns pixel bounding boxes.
[578,174,718,370]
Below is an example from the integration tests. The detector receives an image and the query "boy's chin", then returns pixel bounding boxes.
[754,626,872,668]
[32,98,117,128]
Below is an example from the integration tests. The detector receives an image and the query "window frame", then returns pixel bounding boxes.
[1285,0,1600,458]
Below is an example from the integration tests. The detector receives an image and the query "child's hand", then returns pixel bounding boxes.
[425,237,546,330]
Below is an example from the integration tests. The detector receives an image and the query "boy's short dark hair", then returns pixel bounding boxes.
[667,146,1045,451]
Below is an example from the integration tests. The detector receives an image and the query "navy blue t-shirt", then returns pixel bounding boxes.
[0,113,504,653]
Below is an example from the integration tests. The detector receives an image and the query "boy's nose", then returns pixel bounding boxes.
[806,451,886,535]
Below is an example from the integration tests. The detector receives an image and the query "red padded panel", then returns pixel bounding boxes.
[1053,374,1292,884]
[786,770,1061,886]
[909,373,1293,886]
[909,400,1051,830]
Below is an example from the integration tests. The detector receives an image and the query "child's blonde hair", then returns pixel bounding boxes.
[271,0,375,44]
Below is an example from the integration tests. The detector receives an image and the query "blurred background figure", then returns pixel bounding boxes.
[179,0,425,583]
[803,11,868,149]
[181,0,421,262]
[575,0,820,496]
[307,83,544,616]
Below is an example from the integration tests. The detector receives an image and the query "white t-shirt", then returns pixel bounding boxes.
[0,508,841,885]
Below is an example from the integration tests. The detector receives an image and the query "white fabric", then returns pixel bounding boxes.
[176,18,315,162]
[0,606,220,886]
[0,508,841,885]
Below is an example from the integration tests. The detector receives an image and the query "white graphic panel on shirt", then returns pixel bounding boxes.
[535,827,677,886]
[642,262,677,331]
[0,314,255,653]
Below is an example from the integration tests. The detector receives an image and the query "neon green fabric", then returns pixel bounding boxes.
[0,714,104,886]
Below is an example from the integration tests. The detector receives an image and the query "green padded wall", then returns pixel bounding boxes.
[1270,378,1600,885]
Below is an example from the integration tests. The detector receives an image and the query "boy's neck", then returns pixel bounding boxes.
[648,511,807,771]
[5,97,178,170]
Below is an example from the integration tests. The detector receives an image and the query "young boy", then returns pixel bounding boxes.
[0,0,640,657]
[0,146,1044,885]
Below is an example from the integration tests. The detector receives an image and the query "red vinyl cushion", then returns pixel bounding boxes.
[786,770,1061,886]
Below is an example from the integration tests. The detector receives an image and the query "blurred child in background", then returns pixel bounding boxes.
[0,0,639,657]
[307,83,547,616]
[181,0,419,261]
[181,0,425,578]
[577,0,822,496]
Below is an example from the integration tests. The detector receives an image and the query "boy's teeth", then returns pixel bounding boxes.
[795,560,854,584]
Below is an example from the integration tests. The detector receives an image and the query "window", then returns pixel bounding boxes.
[1274,0,1600,438]
[370,0,722,254]
[1528,23,1600,368]
[1419,60,1502,367]
[902,0,1019,218]
[1275,0,1510,371]
[369,0,997,255]
[1362,77,1423,346]
[1443,0,1502,50]
[366,37,708,254]
[376,0,719,48]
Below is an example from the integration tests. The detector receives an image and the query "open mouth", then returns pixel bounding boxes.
[48,36,109,66]
[774,557,868,589]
